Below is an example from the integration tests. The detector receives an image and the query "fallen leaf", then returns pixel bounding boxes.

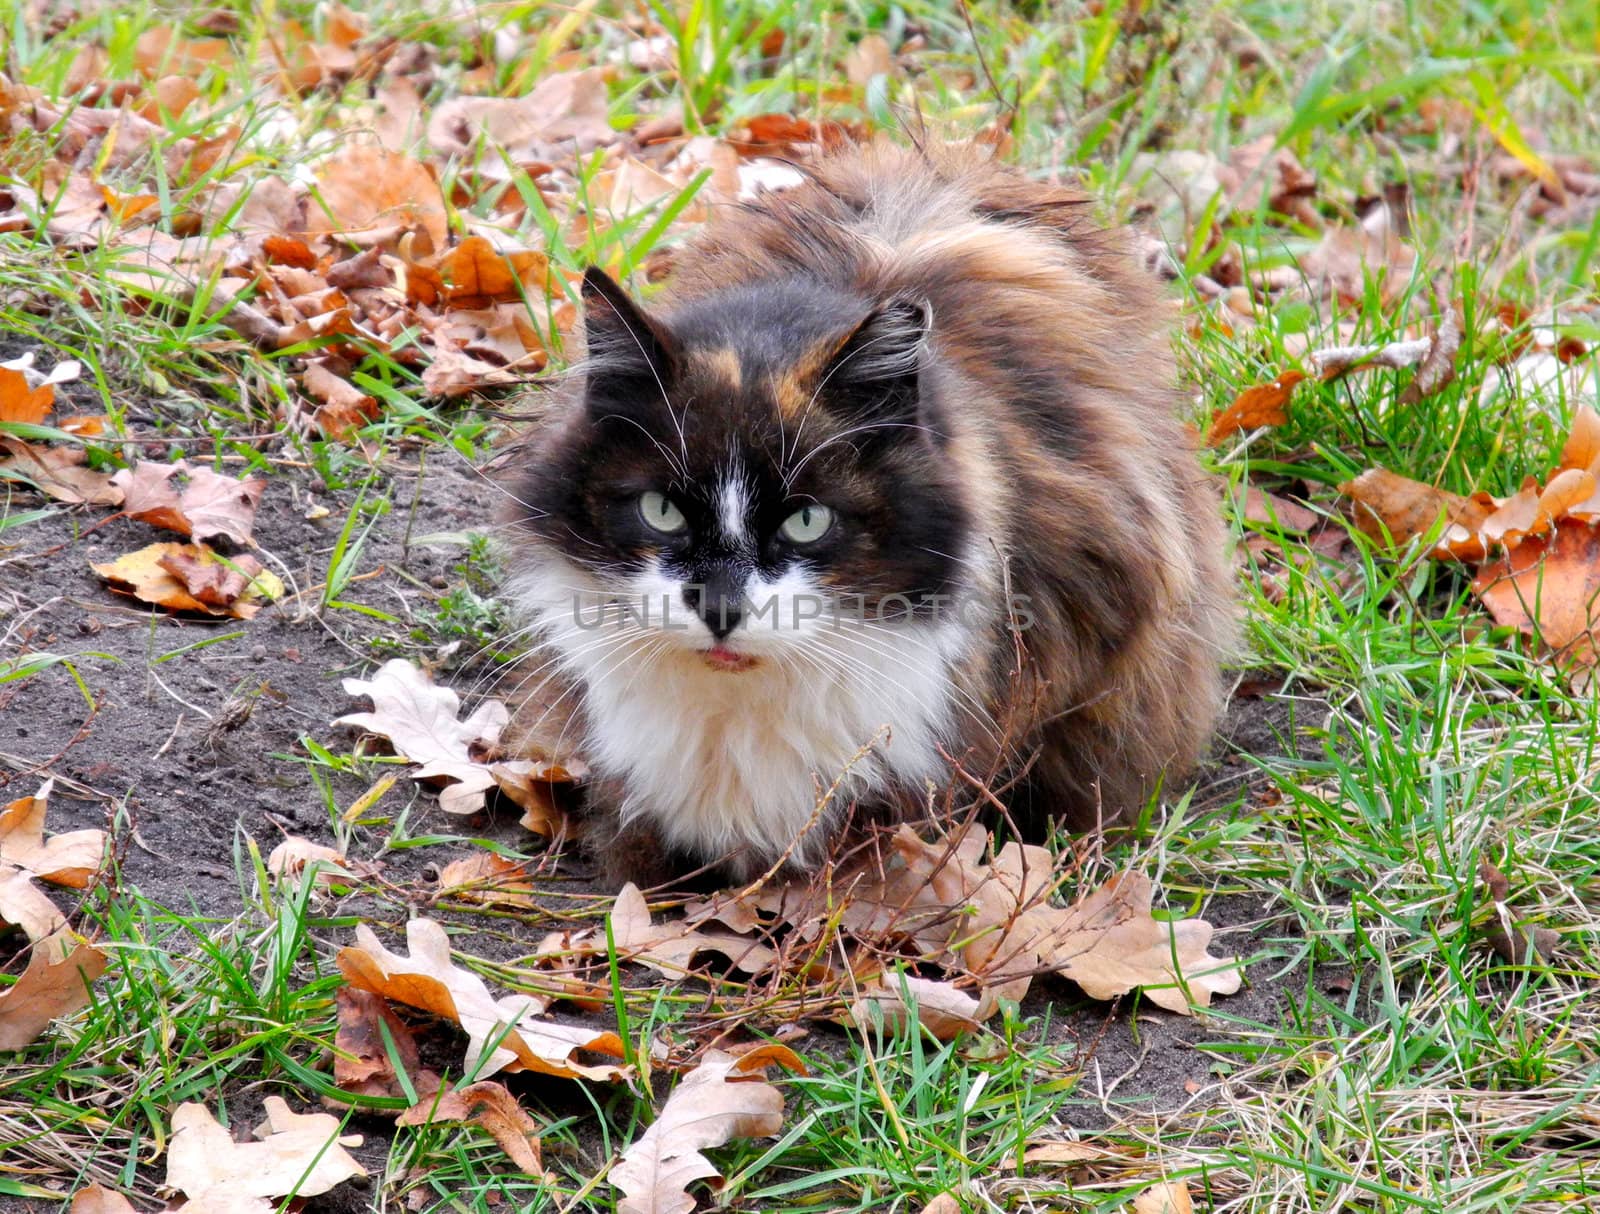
[610,1050,788,1214]
[435,853,535,907]
[92,542,283,619]
[1240,486,1319,532]
[0,438,124,506]
[330,986,430,1102]
[0,937,108,1050]
[1206,371,1305,445]
[69,1185,138,1213]
[166,1097,366,1204]
[111,459,266,545]
[337,917,627,1080]
[603,883,779,979]
[1132,1180,1194,1214]
[301,361,379,440]
[848,973,993,1041]
[398,1080,548,1176]
[1478,859,1563,966]
[845,34,893,86]
[1338,468,1494,558]
[266,837,351,888]
[427,68,617,163]
[1472,519,1600,658]
[335,658,511,813]
[0,868,67,944]
[303,146,448,251]
[0,781,107,887]
[438,235,549,306]
[0,365,54,424]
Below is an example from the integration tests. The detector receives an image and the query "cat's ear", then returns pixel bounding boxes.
[580,266,675,398]
[822,298,932,429]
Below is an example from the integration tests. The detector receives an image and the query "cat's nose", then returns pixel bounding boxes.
[683,576,744,640]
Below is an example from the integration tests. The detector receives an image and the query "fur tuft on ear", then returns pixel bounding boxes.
[580,267,676,397]
[827,297,932,386]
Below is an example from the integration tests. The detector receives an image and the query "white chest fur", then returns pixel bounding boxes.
[573,627,960,870]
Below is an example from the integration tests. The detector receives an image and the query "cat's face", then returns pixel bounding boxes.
[510,268,976,670]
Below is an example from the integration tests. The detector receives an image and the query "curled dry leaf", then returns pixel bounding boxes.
[266,837,352,889]
[1477,859,1562,966]
[166,1097,366,1205]
[397,1080,548,1176]
[337,918,627,1080]
[848,973,993,1041]
[92,542,283,619]
[301,360,379,440]
[610,1049,792,1214]
[330,986,433,1104]
[427,68,617,163]
[0,937,108,1050]
[111,459,266,546]
[602,883,780,979]
[0,780,108,887]
[1205,371,1305,445]
[0,868,67,944]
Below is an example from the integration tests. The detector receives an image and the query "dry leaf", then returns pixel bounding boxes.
[337,918,627,1080]
[436,853,535,907]
[610,1050,788,1214]
[0,868,67,944]
[0,437,124,506]
[111,459,266,545]
[427,68,616,162]
[69,1185,138,1213]
[1132,1180,1194,1214]
[304,146,449,250]
[848,974,993,1041]
[92,542,283,619]
[1206,371,1304,445]
[302,361,379,439]
[1240,486,1318,532]
[845,34,893,86]
[266,837,351,888]
[0,938,108,1050]
[438,235,549,306]
[335,658,512,813]
[1473,519,1600,658]
[330,986,431,1102]
[0,781,107,887]
[166,1097,366,1204]
[1338,468,1495,558]
[603,883,779,979]
[398,1080,548,1176]
[0,365,54,424]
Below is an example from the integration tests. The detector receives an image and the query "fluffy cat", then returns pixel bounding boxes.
[499,141,1234,886]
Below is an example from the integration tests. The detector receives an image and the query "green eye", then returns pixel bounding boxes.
[639,491,688,535]
[780,504,834,544]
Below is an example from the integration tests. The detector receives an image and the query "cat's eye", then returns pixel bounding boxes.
[638,491,688,535]
[779,504,834,544]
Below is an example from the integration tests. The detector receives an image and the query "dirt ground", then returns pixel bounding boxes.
[1,362,1310,1201]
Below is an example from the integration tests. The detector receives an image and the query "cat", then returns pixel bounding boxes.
[498,141,1235,887]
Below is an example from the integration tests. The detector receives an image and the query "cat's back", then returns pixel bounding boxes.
[664,141,1175,415]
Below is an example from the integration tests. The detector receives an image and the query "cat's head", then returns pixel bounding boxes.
[508,266,978,669]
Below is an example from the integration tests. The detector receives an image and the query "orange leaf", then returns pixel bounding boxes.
[1558,404,1600,474]
[262,234,319,269]
[303,146,448,251]
[1338,468,1493,558]
[0,367,54,424]
[1472,519,1600,659]
[438,235,550,306]
[1205,371,1305,446]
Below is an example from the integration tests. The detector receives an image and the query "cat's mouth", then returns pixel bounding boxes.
[701,644,760,673]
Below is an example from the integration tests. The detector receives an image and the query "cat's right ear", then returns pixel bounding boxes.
[580,267,675,401]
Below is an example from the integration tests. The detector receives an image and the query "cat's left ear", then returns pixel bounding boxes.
[822,298,932,430]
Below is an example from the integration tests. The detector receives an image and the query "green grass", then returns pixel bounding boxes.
[3,0,1600,1211]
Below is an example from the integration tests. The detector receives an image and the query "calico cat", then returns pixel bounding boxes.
[500,141,1235,886]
